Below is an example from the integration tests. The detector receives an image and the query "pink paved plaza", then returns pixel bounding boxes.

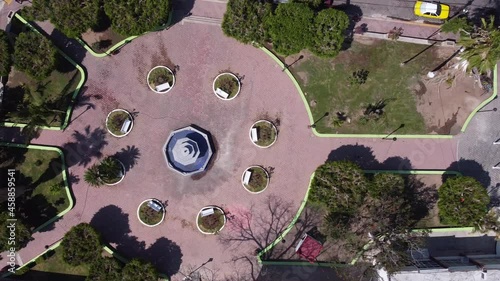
[2,18,460,281]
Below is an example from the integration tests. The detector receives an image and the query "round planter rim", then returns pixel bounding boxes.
[249,119,278,148]
[105,109,134,138]
[136,198,166,227]
[212,72,241,101]
[196,205,226,235]
[147,65,176,94]
[103,158,126,186]
[241,165,270,194]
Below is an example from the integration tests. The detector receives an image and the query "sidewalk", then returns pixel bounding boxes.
[354,16,458,42]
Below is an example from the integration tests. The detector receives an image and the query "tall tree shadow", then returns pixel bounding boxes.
[90,205,183,277]
[443,158,491,188]
[170,0,196,26]
[334,4,363,51]
[62,125,108,167]
[326,144,378,169]
[113,145,140,172]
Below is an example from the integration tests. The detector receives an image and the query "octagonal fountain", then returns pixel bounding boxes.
[163,126,214,176]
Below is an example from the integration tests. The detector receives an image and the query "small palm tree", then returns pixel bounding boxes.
[83,157,123,187]
[84,164,102,187]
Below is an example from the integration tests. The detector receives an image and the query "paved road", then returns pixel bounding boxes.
[339,0,498,20]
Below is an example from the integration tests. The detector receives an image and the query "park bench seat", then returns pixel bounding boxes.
[251,128,258,143]
[215,88,229,99]
[201,208,214,217]
[243,170,252,185]
[148,200,162,212]
[155,82,171,92]
[120,119,132,134]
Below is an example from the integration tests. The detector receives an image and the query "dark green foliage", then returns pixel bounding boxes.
[104,0,172,36]
[441,16,473,33]
[438,176,489,226]
[121,259,158,281]
[0,30,12,77]
[61,223,101,266]
[84,157,123,187]
[265,3,314,56]
[13,31,56,80]
[87,257,123,281]
[309,160,367,212]
[20,0,51,22]
[309,8,349,57]
[47,0,101,38]
[222,0,272,44]
[291,0,323,9]
[0,212,32,252]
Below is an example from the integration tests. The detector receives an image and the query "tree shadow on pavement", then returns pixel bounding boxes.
[443,158,491,188]
[326,144,378,169]
[170,0,196,26]
[49,29,87,65]
[113,145,140,172]
[62,125,108,168]
[90,205,183,277]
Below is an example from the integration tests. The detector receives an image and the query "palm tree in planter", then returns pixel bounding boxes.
[196,206,226,234]
[84,157,125,187]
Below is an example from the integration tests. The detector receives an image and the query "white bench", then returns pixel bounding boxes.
[243,170,252,185]
[215,88,229,99]
[251,128,258,142]
[148,200,162,212]
[201,208,214,217]
[120,119,132,134]
[155,82,171,92]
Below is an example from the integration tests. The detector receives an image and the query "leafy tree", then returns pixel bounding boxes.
[441,16,473,34]
[104,0,172,36]
[61,223,101,266]
[0,212,32,252]
[84,164,102,187]
[309,9,349,58]
[438,176,489,227]
[309,160,368,212]
[13,32,56,80]
[0,30,12,77]
[222,0,272,44]
[87,257,122,281]
[48,0,101,38]
[121,259,158,281]
[19,0,51,22]
[291,0,323,9]
[265,3,314,56]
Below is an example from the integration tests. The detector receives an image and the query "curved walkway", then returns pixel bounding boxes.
[2,19,459,281]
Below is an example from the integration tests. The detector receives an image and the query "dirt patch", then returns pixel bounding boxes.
[413,55,490,135]
[81,28,127,53]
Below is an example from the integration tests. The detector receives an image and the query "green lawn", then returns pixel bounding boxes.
[17,246,88,281]
[1,146,69,230]
[291,39,441,134]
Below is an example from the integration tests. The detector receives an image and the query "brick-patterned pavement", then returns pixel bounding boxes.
[0,3,466,280]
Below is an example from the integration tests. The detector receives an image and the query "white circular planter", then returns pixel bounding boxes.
[249,120,278,148]
[105,109,134,138]
[196,206,226,235]
[147,66,176,94]
[212,72,241,101]
[241,166,269,194]
[137,199,166,227]
[103,159,126,186]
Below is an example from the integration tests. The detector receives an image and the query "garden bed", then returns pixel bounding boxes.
[196,207,226,234]
[251,120,277,148]
[1,17,82,128]
[290,38,488,135]
[0,145,69,231]
[101,157,125,186]
[212,73,241,100]
[137,199,165,227]
[105,109,133,137]
[147,66,175,94]
[81,26,127,54]
[242,166,270,194]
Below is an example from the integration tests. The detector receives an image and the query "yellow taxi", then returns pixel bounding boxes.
[414,1,450,19]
